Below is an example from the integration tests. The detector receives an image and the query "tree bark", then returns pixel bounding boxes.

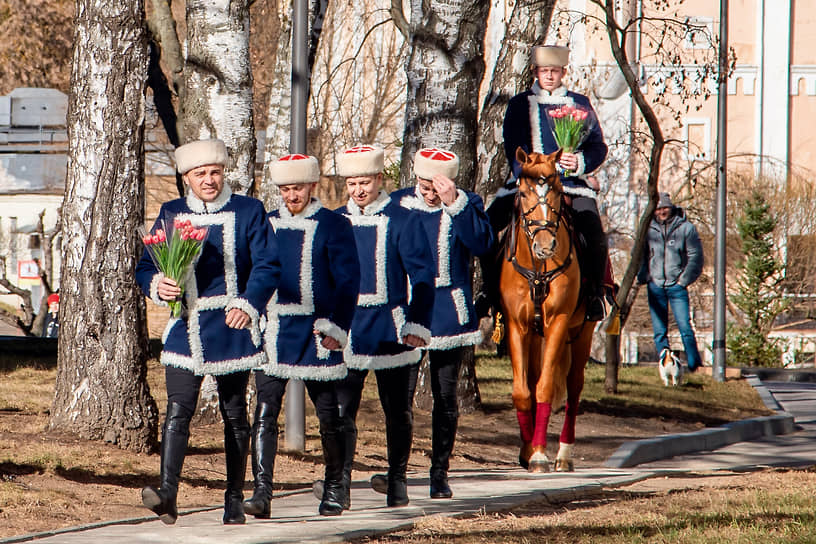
[414,347,480,414]
[401,0,489,409]
[476,0,555,197]
[399,0,490,191]
[181,0,256,195]
[50,0,159,453]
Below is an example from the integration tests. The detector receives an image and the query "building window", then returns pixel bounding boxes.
[683,117,711,160]
[684,17,714,50]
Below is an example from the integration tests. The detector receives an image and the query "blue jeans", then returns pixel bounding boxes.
[646,282,701,370]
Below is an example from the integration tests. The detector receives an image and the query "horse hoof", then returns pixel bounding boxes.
[518,455,529,470]
[519,443,533,470]
[554,458,574,472]
[528,460,550,473]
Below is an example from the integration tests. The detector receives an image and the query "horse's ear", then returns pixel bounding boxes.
[516,147,528,165]
[553,148,563,164]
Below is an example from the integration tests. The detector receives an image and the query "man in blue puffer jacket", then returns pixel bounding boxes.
[637,192,704,372]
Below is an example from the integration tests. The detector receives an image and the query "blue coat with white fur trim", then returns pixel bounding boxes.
[260,199,360,380]
[337,191,435,370]
[135,186,280,375]
[393,186,493,350]
[503,82,607,199]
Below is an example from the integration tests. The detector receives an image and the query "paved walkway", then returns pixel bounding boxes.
[5,378,815,544]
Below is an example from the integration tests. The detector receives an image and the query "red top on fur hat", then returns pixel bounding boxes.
[344,145,377,154]
[413,147,459,180]
[47,293,60,305]
[419,148,456,161]
[279,154,310,161]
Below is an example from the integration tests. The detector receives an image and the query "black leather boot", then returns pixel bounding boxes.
[222,414,250,525]
[243,403,277,519]
[141,402,191,525]
[430,410,457,499]
[385,412,412,507]
[318,423,345,516]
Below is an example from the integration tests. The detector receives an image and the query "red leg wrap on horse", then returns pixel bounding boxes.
[516,410,534,443]
[559,400,578,444]
[532,403,551,446]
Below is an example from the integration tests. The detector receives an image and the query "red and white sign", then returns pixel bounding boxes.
[17,260,40,280]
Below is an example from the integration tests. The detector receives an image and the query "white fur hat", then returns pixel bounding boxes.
[175,139,228,174]
[531,45,570,67]
[413,148,459,180]
[268,154,320,185]
[336,145,384,177]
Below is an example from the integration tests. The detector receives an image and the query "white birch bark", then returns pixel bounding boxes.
[50,0,159,453]
[399,0,489,191]
[181,0,255,195]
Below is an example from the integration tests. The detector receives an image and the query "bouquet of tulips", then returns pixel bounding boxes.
[546,105,592,177]
[140,218,208,318]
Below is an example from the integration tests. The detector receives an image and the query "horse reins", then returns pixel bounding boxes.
[506,174,574,337]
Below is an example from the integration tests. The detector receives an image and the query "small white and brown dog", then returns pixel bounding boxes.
[658,348,683,386]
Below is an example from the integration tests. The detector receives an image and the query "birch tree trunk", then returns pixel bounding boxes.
[50,0,159,453]
[181,0,256,195]
[399,0,489,191]
[401,0,488,412]
[476,0,555,197]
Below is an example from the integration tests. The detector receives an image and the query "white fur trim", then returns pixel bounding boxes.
[401,189,452,288]
[531,45,569,68]
[314,318,348,349]
[344,212,388,306]
[428,330,483,350]
[392,306,407,339]
[563,185,599,200]
[573,152,586,177]
[269,154,320,185]
[261,359,348,381]
[226,296,262,347]
[413,148,459,180]
[175,139,227,174]
[401,321,431,345]
[531,82,572,105]
[149,273,169,307]
[267,212,318,315]
[345,190,390,216]
[160,350,267,376]
[336,145,384,177]
[442,190,468,217]
[162,318,179,343]
[402,188,441,212]
[343,336,423,370]
[451,288,469,326]
[186,183,233,213]
[276,197,323,220]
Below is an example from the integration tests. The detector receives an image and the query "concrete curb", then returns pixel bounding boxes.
[604,376,796,468]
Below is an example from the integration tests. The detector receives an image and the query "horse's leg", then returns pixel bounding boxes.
[506,318,534,468]
[555,324,593,472]
[529,315,570,473]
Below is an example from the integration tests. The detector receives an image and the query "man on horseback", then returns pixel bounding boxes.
[391,148,494,499]
[477,44,609,322]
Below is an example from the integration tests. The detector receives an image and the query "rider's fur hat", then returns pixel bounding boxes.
[175,139,228,174]
[268,154,321,185]
[336,145,384,177]
[413,148,460,180]
[531,45,570,68]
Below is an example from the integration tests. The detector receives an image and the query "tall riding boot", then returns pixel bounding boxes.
[223,415,250,525]
[339,419,356,510]
[318,423,346,516]
[385,413,412,507]
[141,402,191,525]
[243,403,277,518]
[430,411,458,499]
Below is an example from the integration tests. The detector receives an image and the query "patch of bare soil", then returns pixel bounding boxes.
[0,361,712,540]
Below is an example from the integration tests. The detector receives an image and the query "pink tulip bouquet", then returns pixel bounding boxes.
[547,105,592,176]
[139,218,208,317]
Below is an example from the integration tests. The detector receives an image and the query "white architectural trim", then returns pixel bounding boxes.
[682,117,712,161]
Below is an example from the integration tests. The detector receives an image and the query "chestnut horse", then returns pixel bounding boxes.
[500,148,597,473]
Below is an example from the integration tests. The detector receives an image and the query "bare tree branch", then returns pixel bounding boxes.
[390,0,409,38]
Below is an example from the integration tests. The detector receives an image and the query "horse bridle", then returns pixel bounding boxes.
[506,173,574,336]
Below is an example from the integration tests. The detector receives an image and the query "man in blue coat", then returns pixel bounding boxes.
[637,192,704,372]
[242,154,360,518]
[135,139,280,525]
[479,44,609,321]
[334,144,435,508]
[392,148,493,498]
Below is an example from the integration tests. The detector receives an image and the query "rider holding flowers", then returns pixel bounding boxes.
[479,44,609,322]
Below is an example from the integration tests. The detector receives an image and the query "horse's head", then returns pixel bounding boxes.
[514,148,565,261]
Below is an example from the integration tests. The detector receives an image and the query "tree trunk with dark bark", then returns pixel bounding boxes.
[50,0,159,453]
